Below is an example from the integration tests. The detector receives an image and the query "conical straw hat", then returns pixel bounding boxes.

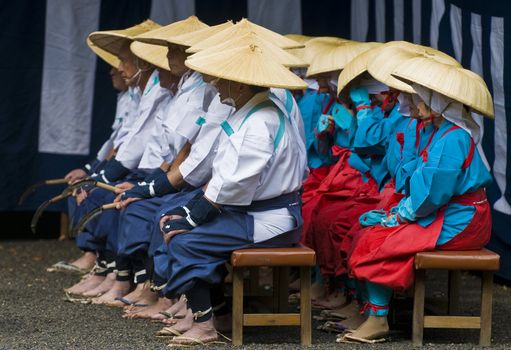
[130,41,170,71]
[188,32,308,68]
[88,20,161,57]
[87,38,120,68]
[169,21,234,48]
[367,41,461,94]
[185,44,307,90]
[186,18,303,53]
[392,57,494,117]
[306,40,380,77]
[337,43,385,95]
[285,34,313,44]
[134,16,208,46]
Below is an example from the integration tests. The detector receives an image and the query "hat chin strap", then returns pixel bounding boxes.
[125,68,143,86]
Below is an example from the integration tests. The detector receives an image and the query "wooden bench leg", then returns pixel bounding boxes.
[413,269,426,346]
[59,212,69,241]
[300,266,312,346]
[232,267,244,346]
[480,271,493,347]
[448,270,461,315]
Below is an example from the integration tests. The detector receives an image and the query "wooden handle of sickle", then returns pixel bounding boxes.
[95,182,118,193]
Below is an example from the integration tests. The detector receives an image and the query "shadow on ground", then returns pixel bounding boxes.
[1,240,510,349]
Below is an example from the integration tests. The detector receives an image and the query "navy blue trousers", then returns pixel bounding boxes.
[162,207,302,298]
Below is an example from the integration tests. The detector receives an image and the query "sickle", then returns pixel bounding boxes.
[18,178,68,206]
[67,179,118,193]
[30,192,70,234]
[71,202,118,237]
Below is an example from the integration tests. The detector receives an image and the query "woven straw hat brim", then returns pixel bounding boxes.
[306,41,380,77]
[88,20,161,57]
[169,21,233,48]
[187,32,308,68]
[303,36,351,64]
[186,18,303,53]
[87,38,120,68]
[284,34,313,44]
[134,16,209,46]
[185,44,307,90]
[367,41,461,94]
[130,41,170,71]
[392,57,494,117]
[337,43,385,95]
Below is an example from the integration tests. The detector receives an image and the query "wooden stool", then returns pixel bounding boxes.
[412,249,500,346]
[230,245,316,346]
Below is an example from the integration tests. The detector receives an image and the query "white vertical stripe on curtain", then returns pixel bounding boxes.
[350,0,369,41]
[39,0,100,155]
[247,0,302,34]
[149,0,195,24]
[430,0,445,49]
[490,17,511,214]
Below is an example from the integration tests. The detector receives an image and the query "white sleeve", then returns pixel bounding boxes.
[205,113,275,205]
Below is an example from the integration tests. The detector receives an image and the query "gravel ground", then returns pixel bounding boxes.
[1,239,511,349]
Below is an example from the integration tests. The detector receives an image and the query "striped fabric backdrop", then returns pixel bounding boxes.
[1,0,511,278]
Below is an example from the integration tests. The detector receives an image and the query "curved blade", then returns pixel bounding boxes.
[19,178,67,206]
[71,202,117,237]
[30,193,69,234]
[31,200,52,234]
[71,206,104,237]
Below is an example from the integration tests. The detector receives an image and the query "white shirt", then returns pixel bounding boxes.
[96,90,133,161]
[161,71,214,164]
[113,87,142,149]
[115,70,172,169]
[179,93,235,187]
[205,91,307,243]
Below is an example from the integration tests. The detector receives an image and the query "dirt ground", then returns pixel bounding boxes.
[1,239,511,349]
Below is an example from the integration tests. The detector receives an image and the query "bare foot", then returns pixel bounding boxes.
[168,318,218,345]
[289,281,326,302]
[160,295,188,325]
[91,280,131,306]
[82,272,116,297]
[123,288,160,317]
[125,297,173,320]
[332,300,360,319]
[64,274,104,295]
[344,316,389,340]
[69,251,96,271]
[338,312,367,331]
[157,308,193,337]
[116,282,150,308]
[313,291,348,310]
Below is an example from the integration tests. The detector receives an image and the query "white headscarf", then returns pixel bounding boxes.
[397,93,411,116]
[412,83,481,143]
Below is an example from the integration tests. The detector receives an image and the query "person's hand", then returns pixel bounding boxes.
[115,182,135,193]
[65,169,88,184]
[114,195,141,209]
[159,215,183,232]
[75,190,88,206]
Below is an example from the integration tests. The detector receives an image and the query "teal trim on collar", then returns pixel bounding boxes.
[195,116,206,126]
[221,120,234,136]
[273,110,286,150]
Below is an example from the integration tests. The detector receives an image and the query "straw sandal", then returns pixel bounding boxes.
[336,333,386,344]
[156,327,183,337]
[114,297,147,307]
[167,335,224,347]
[47,261,89,274]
